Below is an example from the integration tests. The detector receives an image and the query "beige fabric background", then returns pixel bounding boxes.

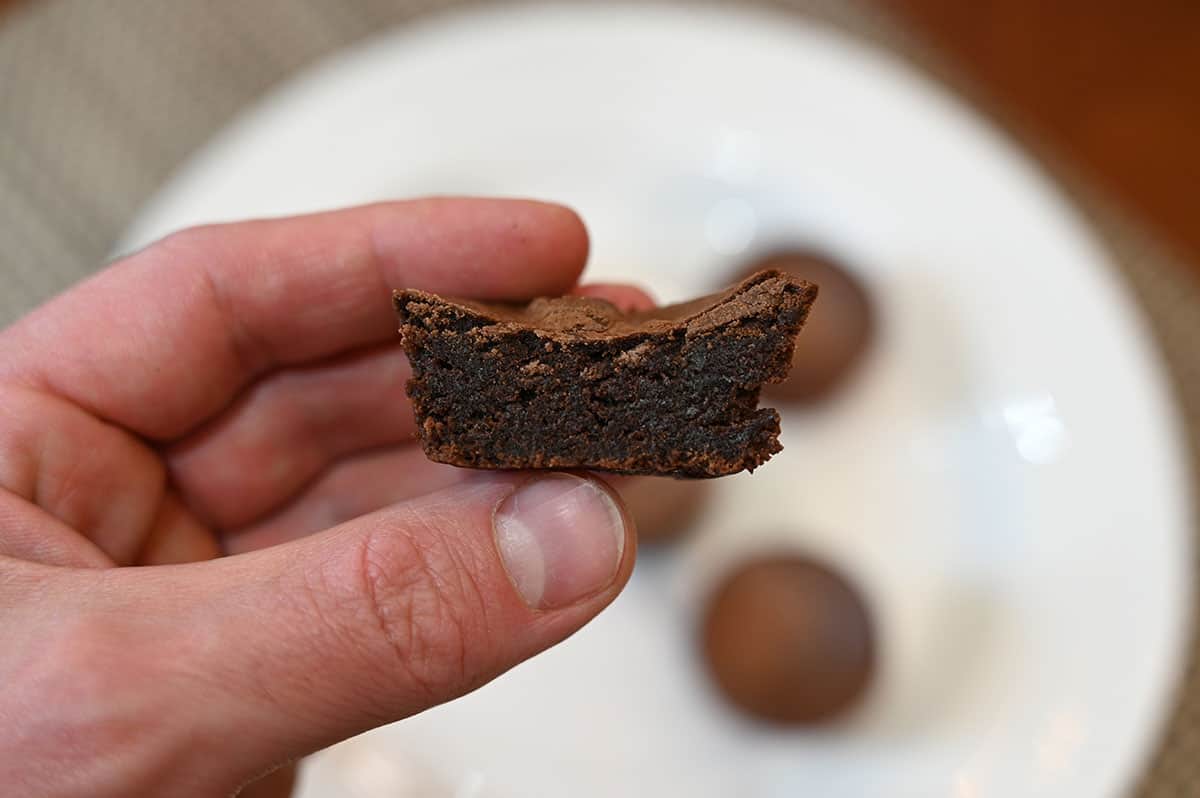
[1,1,1197,794]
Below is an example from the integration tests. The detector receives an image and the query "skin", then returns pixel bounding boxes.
[0,199,653,797]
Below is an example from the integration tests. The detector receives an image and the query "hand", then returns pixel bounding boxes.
[0,199,641,797]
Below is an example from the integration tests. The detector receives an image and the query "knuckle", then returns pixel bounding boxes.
[345,514,491,702]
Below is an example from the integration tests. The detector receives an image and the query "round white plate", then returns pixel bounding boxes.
[120,4,1193,797]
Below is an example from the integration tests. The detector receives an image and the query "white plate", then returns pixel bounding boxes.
[120,4,1193,797]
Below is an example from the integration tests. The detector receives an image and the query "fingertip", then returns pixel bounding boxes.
[507,199,591,284]
[492,472,632,610]
[583,472,639,584]
[573,282,657,312]
[370,197,592,299]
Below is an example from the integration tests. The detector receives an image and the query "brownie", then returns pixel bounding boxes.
[702,554,875,724]
[393,270,817,477]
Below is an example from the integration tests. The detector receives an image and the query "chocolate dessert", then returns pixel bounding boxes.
[395,270,816,477]
[701,554,875,724]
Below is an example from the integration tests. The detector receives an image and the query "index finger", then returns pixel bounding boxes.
[0,198,590,440]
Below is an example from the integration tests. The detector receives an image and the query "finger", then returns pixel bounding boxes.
[0,489,112,568]
[0,198,590,441]
[224,447,465,553]
[0,385,168,565]
[572,282,656,312]
[113,472,633,790]
[238,763,296,798]
[135,493,222,566]
[165,344,413,529]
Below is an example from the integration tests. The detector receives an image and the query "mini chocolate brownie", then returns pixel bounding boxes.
[394,270,816,477]
[702,554,875,724]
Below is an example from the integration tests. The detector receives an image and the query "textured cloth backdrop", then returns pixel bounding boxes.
[1,1,1198,794]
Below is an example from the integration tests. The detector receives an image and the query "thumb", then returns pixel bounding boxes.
[139,472,633,784]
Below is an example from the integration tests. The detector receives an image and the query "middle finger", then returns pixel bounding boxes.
[165,343,413,530]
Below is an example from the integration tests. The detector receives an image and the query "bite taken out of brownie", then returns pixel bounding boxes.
[393,270,817,478]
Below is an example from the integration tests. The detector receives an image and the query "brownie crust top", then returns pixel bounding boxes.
[395,269,817,343]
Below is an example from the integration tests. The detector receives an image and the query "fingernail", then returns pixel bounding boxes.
[494,474,626,609]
